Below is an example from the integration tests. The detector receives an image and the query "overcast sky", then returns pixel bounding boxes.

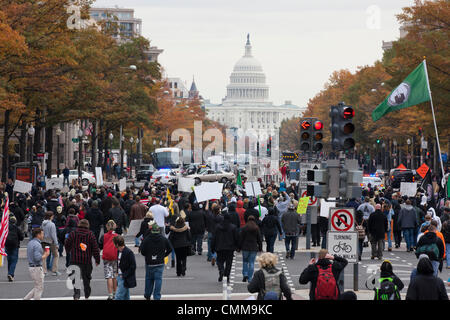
[92,0,415,107]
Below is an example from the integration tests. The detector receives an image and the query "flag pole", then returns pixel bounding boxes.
[423,58,446,187]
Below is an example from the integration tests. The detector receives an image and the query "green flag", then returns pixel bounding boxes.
[372,61,431,122]
[236,170,242,186]
[257,195,261,217]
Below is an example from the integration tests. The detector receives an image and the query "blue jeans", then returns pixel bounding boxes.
[115,274,130,300]
[277,214,285,240]
[386,228,392,249]
[402,228,415,250]
[135,235,142,247]
[6,247,18,277]
[284,235,298,258]
[446,243,450,267]
[145,265,164,300]
[265,234,277,253]
[207,232,217,261]
[191,233,203,254]
[46,251,53,271]
[242,251,257,281]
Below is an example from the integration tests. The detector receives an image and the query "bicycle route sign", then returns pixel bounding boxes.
[329,208,354,232]
[327,231,358,263]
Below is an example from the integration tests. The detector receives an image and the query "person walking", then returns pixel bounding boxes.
[106,197,128,235]
[24,228,50,300]
[442,220,450,269]
[281,202,302,259]
[211,213,239,283]
[113,235,136,300]
[186,202,206,255]
[382,203,393,252]
[299,248,348,300]
[355,210,367,261]
[168,217,192,277]
[41,211,60,276]
[406,254,448,300]
[63,166,70,187]
[129,196,148,247]
[397,199,418,252]
[368,204,388,260]
[5,216,24,282]
[205,202,221,266]
[236,200,246,228]
[247,252,292,300]
[261,208,282,253]
[357,196,375,221]
[238,216,262,282]
[415,222,445,276]
[140,222,172,300]
[368,260,404,300]
[136,211,154,241]
[85,200,103,244]
[64,219,100,300]
[98,220,119,300]
[391,194,403,248]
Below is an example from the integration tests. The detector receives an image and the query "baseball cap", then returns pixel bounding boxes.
[150,222,160,234]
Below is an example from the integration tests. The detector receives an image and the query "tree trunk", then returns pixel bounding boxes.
[45,126,53,178]
[2,109,10,182]
[98,120,104,168]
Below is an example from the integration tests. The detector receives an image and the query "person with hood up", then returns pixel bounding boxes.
[397,199,418,252]
[406,254,448,300]
[140,222,172,300]
[275,192,291,241]
[247,252,292,300]
[136,211,154,241]
[367,204,388,260]
[211,213,239,283]
[227,202,241,230]
[168,217,192,277]
[85,200,103,244]
[236,200,246,228]
[415,222,445,276]
[425,204,442,231]
[261,208,282,253]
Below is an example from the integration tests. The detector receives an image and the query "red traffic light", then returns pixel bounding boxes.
[342,107,355,119]
[314,121,323,130]
[301,121,311,130]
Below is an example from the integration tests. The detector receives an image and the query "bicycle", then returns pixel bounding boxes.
[332,241,352,253]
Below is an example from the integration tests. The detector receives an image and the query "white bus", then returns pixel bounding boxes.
[152,147,183,170]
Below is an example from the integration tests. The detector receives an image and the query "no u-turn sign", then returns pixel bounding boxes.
[329,208,355,232]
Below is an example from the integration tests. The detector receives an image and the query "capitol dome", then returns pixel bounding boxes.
[224,34,269,104]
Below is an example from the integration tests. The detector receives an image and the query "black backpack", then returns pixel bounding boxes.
[5,226,19,248]
[375,277,401,300]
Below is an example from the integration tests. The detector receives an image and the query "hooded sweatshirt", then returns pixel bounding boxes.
[427,207,442,231]
[398,204,417,229]
[168,224,191,248]
[140,232,172,266]
[236,200,246,227]
[406,256,448,300]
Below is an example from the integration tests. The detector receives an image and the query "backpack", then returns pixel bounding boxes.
[5,226,18,248]
[416,243,440,260]
[102,231,118,261]
[261,269,282,300]
[315,264,338,300]
[355,222,366,240]
[375,277,400,300]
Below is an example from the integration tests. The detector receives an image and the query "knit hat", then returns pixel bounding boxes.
[150,222,160,234]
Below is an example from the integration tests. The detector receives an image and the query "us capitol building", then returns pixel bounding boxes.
[203,35,305,142]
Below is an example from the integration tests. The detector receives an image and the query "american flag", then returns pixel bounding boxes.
[58,195,64,208]
[0,194,10,256]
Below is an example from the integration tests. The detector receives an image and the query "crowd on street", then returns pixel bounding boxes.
[1,168,449,301]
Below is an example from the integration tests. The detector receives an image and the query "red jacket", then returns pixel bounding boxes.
[102,230,118,261]
[236,200,246,228]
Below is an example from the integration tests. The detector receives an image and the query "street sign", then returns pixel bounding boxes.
[299,162,321,188]
[72,138,79,143]
[416,163,429,179]
[301,190,318,206]
[329,208,354,232]
[327,231,358,263]
[282,152,299,161]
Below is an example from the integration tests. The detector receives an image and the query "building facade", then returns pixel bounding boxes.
[204,35,305,142]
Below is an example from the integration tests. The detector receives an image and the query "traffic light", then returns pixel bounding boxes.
[376,139,381,144]
[257,141,260,157]
[313,120,324,152]
[306,168,329,198]
[300,118,313,151]
[330,102,355,151]
[267,136,272,157]
[339,159,363,199]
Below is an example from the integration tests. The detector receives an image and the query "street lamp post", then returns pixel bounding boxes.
[78,128,83,179]
[407,138,412,169]
[129,137,134,179]
[28,125,35,184]
[108,132,113,179]
[382,142,386,170]
[56,128,63,177]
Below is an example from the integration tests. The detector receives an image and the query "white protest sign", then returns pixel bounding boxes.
[128,219,143,236]
[46,178,63,190]
[194,182,223,202]
[400,182,417,197]
[95,167,103,186]
[13,180,32,194]
[245,182,263,197]
[178,177,196,193]
[119,178,127,192]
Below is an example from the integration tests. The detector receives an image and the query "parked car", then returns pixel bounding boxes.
[150,169,177,184]
[185,168,235,184]
[388,168,415,189]
[136,164,156,182]
[51,170,96,186]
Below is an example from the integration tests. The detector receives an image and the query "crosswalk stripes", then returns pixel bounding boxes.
[277,253,296,294]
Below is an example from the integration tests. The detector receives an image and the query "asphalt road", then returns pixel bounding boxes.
[1,235,449,300]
